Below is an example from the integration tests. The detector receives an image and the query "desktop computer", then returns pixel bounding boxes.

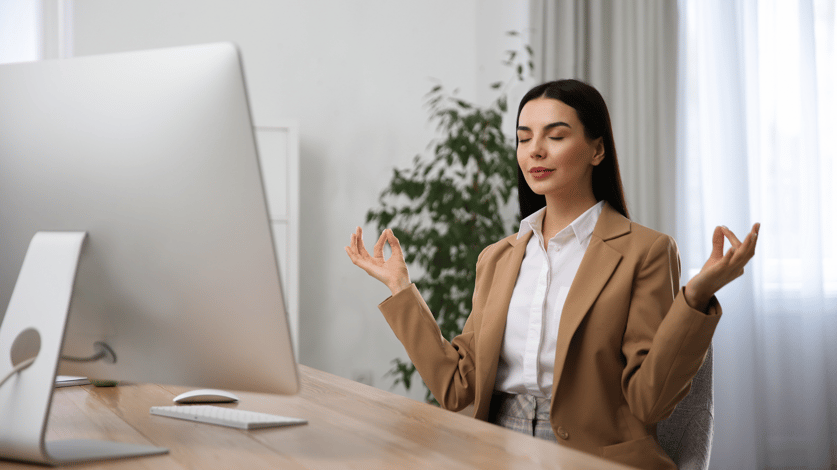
[0,43,299,464]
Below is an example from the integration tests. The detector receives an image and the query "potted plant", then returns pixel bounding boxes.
[366,36,532,403]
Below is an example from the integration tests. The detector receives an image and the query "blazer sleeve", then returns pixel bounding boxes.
[377,248,491,411]
[620,234,722,425]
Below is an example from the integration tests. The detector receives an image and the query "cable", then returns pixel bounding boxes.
[61,350,107,362]
[0,357,36,388]
[1,342,116,389]
[60,341,116,364]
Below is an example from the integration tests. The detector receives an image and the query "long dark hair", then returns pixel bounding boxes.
[516,79,629,220]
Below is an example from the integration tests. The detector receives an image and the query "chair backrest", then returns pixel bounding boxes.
[656,344,714,470]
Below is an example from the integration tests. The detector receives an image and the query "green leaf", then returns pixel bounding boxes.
[367,34,526,403]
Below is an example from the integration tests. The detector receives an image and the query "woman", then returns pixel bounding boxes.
[345,79,758,469]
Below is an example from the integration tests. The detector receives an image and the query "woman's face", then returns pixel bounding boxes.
[516,97,604,200]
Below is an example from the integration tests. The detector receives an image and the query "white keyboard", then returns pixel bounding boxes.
[150,405,307,430]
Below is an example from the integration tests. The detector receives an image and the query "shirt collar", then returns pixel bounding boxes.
[517,200,605,245]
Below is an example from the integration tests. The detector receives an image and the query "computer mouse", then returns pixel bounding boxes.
[173,389,240,404]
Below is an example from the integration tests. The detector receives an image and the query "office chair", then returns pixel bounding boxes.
[657,344,714,470]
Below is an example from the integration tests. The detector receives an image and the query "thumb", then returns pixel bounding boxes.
[386,229,403,257]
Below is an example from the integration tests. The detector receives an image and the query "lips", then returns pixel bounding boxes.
[529,167,554,179]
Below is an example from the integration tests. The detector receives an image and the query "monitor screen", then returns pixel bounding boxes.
[0,43,299,395]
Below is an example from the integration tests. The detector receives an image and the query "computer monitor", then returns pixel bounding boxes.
[0,43,299,464]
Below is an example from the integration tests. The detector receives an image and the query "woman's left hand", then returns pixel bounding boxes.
[684,223,760,312]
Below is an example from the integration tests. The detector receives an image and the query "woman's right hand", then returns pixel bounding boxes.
[345,227,412,296]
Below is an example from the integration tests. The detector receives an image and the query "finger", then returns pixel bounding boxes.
[351,229,360,254]
[720,225,742,249]
[346,245,365,266]
[386,229,403,256]
[741,228,757,253]
[739,223,760,251]
[722,245,736,265]
[348,232,359,256]
[373,230,387,259]
[355,227,371,258]
[749,222,760,252]
[735,222,761,261]
[734,236,754,265]
[345,246,379,277]
[710,226,725,259]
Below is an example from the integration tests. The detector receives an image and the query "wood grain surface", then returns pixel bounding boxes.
[2,365,633,469]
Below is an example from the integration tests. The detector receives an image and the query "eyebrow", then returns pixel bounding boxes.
[517,121,572,132]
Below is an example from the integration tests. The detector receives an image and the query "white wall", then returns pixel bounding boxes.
[69,0,528,401]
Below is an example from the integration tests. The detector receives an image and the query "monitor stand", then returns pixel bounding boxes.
[0,232,168,465]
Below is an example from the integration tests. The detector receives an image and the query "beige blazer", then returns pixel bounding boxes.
[378,203,721,469]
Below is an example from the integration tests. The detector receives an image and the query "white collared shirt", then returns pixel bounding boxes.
[494,201,604,398]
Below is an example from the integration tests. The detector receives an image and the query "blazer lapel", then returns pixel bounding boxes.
[550,204,630,397]
[473,232,530,418]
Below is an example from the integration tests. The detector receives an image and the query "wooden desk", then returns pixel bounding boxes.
[4,365,631,469]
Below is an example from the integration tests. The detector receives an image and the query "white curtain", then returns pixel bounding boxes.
[0,0,73,64]
[529,0,680,233]
[535,0,837,467]
[678,0,837,468]
[0,0,41,64]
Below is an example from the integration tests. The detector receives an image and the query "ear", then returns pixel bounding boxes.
[591,138,605,166]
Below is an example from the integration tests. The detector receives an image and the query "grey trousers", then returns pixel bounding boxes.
[488,391,558,443]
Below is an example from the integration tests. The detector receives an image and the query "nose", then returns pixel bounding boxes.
[528,137,545,159]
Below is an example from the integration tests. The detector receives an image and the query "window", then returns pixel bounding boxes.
[0,0,41,64]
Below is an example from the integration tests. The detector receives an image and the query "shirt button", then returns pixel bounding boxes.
[556,427,569,440]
